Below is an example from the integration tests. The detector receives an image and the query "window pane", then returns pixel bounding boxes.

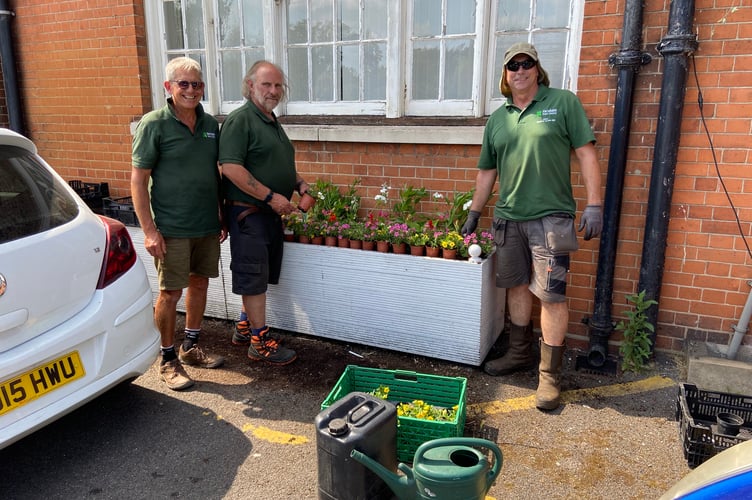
[446,0,475,35]
[219,1,240,47]
[288,47,309,101]
[338,0,358,42]
[363,0,387,38]
[288,0,307,44]
[532,31,568,87]
[444,39,473,99]
[185,0,205,50]
[243,0,264,45]
[340,45,359,100]
[311,0,332,43]
[536,0,570,29]
[312,46,333,101]
[364,42,386,100]
[413,0,441,37]
[222,51,242,101]
[412,40,439,100]
[497,0,530,31]
[245,48,265,68]
[163,1,184,50]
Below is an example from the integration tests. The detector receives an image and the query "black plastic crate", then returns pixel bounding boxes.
[677,383,752,467]
[103,196,138,227]
[69,180,109,214]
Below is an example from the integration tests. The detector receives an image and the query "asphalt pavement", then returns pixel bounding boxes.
[0,318,694,499]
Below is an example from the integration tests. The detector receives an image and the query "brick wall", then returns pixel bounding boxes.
[9,0,752,356]
[11,0,151,194]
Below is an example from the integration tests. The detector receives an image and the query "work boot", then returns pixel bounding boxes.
[248,327,297,365]
[233,320,282,346]
[483,322,536,376]
[158,359,194,391]
[536,341,566,411]
[178,345,225,368]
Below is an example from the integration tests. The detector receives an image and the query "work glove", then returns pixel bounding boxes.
[461,210,481,236]
[578,205,603,241]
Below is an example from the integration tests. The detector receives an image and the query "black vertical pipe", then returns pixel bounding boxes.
[638,0,698,349]
[0,0,24,134]
[585,0,651,367]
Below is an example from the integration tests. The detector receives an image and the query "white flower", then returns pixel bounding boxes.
[463,200,472,211]
[317,192,325,200]
[374,194,387,203]
[433,192,444,200]
[379,183,390,196]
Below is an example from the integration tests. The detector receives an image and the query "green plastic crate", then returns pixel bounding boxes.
[321,365,467,463]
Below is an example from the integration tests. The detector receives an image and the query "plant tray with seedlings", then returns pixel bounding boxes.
[677,383,752,467]
[103,196,138,227]
[321,365,467,463]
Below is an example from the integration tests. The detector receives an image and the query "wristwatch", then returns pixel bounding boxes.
[263,190,274,204]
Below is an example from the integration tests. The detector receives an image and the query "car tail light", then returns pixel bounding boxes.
[96,216,138,289]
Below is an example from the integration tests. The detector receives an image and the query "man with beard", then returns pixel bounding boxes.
[219,60,311,365]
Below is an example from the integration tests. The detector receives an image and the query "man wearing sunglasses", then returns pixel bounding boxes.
[131,57,225,391]
[462,42,603,411]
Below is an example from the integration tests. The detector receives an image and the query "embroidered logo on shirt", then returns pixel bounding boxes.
[203,132,217,139]
[536,108,558,123]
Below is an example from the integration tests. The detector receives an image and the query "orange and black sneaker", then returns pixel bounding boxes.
[232,320,251,346]
[248,328,297,365]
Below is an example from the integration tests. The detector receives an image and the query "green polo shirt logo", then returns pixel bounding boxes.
[536,108,558,123]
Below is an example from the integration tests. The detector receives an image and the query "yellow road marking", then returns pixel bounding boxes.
[241,423,309,445]
[468,375,675,417]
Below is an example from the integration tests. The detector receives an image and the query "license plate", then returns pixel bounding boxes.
[0,351,86,416]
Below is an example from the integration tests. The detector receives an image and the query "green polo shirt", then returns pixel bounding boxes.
[477,85,595,221]
[219,100,297,207]
[132,100,221,238]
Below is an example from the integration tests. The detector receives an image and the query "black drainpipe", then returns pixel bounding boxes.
[584,0,651,369]
[0,0,25,134]
[638,0,698,350]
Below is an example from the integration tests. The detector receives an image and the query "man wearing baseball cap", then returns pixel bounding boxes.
[462,42,603,411]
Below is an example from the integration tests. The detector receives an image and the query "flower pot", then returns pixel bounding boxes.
[312,236,324,245]
[337,237,350,248]
[297,192,316,212]
[325,236,337,246]
[298,235,311,244]
[410,245,425,256]
[362,240,375,251]
[442,248,457,260]
[349,239,363,250]
[284,231,296,242]
[425,246,440,258]
[376,241,390,253]
[392,242,407,254]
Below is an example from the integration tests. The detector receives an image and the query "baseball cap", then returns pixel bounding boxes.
[503,42,539,65]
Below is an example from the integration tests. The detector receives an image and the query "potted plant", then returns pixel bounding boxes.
[388,222,410,254]
[407,227,429,256]
[438,230,463,259]
[460,230,495,259]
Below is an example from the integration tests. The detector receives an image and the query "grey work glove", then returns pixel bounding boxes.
[578,205,603,241]
[461,210,481,236]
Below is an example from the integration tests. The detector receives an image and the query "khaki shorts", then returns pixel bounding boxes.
[154,234,220,290]
[493,214,578,303]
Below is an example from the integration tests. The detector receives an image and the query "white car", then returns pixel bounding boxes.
[0,128,159,449]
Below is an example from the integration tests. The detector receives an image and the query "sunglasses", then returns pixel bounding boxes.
[171,80,205,90]
[506,59,536,72]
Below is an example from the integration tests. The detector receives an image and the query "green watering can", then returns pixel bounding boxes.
[351,437,503,500]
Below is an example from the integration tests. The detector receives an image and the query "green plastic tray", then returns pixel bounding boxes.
[321,365,467,462]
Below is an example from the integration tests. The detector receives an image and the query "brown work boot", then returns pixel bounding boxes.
[178,345,225,368]
[158,358,194,391]
[483,322,536,376]
[536,341,566,411]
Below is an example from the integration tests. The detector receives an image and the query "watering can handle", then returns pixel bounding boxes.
[415,437,503,485]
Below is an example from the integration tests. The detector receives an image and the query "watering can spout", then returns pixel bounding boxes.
[350,449,417,500]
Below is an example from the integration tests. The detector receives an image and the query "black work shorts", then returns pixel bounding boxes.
[227,205,284,296]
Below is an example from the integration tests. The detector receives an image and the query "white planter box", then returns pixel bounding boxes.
[129,228,505,366]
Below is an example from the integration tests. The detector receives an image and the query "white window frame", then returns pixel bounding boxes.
[143,0,584,120]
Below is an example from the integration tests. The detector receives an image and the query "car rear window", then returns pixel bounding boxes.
[0,145,79,244]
